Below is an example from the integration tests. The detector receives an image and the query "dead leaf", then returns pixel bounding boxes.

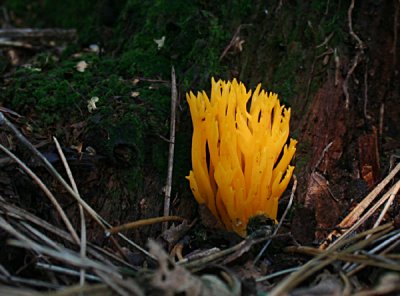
[148,240,241,296]
[87,96,99,112]
[233,37,245,52]
[89,44,100,53]
[154,36,166,50]
[161,220,191,245]
[76,60,88,72]
[149,240,204,295]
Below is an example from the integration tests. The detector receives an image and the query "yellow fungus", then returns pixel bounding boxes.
[186,78,297,237]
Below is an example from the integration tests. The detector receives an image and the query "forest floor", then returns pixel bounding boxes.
[0,1,400,295]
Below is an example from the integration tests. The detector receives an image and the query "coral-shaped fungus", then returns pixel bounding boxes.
[186,78,297,237]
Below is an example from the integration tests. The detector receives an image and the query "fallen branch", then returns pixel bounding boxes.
[0,28,77,40]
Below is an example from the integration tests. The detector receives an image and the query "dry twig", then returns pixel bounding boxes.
[321,163,400,249]
[0,28,76,39]
[343,0,365,109]
[269,223,394,296]
[219,24,251,61]
[163,66,177,231]
[107,216,185,234]
[54,137,87,287]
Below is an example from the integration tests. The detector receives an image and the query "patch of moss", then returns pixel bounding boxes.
[271,41,306,103]
[295,140,312,172]
[114,1,254,87]
[3,54,119,125]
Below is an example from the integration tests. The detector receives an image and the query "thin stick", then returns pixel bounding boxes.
[0,273,61,290]
[321,163,400,249]
[315,32,334,49]
[53,137,87,287]
[269,223,393,296]
[254,175,297,264]
[36,262,101,282]
[0,199,133,270]
[181,235,269,269]
[345,228,400,273]
[372,186,397,229]
[334,48,341,86]
[0,40,34,49]
[219,25,243,61]
[0,218,115,273]
[379,103,385,137]
[340,272,353,296]
[343,52,362,109]
[0,144,80,244]
[363,64,372,120]
[347,0,364,48]
[107,216,185,234]
[256,266,300,282]
[343,0,365,109]
[163,66,177,232]
[286,239,400,270]
[329,180,400,250]
[313,142,333,173]
[21,222,63,252]
[347,230,400,276]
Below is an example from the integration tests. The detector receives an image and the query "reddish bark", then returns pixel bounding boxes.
[300,77,347,176]
[357,127,380,188]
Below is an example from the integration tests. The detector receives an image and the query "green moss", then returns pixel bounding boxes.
[271,41,306,103]
[2,55,107,124]
[295,140,312,172]
[113,0,255,87]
